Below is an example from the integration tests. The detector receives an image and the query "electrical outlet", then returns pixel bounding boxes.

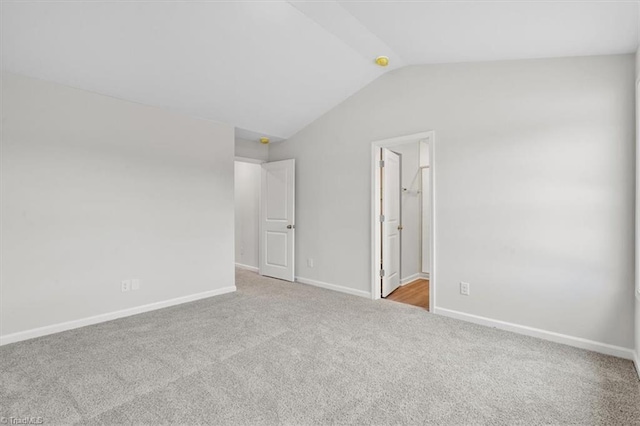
[460,282,470,296]
[131,279,140,291]
[307,258,314,268]
[121,280,131,292]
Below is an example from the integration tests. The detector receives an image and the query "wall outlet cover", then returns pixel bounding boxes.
[121,280,131,292]
[131,279,140,291]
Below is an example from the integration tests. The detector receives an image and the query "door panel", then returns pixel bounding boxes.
[266,169,289,220]
[382,149,401,297]
[265,231,288,267]
[260,159,295,281]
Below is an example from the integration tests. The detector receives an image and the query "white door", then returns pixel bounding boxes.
[260,159,295,281]
[381,149,401,297]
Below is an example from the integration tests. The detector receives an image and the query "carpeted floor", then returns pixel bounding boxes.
[2,268,639,425]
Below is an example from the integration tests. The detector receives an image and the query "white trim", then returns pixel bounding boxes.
[634,351,640,380]
[235,263,259,273]
[434,307,635,360]
[235,156,265,164]
[400,272,429,286]
[296,276,371,299]
[0,286,237,346]
[371,131,436,313]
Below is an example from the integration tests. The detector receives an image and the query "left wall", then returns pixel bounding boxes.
[1,72,236,342]
[235,137,269,162]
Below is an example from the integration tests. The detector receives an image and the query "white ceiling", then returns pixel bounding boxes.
[2,1,638,140]
[340,1,639,64]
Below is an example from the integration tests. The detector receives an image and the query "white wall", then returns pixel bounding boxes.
[635,48,640,368]
[235,161,261,270]
[391,142,422,282]
[235,137,269,162]
[270,54,636,350]
[1,72,236,339]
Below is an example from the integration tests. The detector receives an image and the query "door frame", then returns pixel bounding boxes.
[371,131,436,312]
[235,156,265,164]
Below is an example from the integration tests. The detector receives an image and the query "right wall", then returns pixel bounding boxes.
[635,48,640,371]
[270,54,636,354]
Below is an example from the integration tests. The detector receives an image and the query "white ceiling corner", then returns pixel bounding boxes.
[235,127,285,145]
[287,0,406,70]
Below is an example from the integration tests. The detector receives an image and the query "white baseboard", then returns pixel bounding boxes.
[434,307,635,361]
[400,272,429,286]
[235,263,259,273]
[0,286,237,346]
[296,276,371,299]
[634,351,640,380]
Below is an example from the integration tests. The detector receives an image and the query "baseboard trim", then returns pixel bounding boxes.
[235,263,259,273]
[296,276,371,299]
[400,273,429,286]
[433,307,635,360]
[634,351,640,380]
[0,286,237,346]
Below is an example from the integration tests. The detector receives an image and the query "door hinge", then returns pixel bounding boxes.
[380,269,385,277]
[379,160,385,168]
[379,214,385,223]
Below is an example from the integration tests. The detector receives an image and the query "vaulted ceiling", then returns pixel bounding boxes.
[2,1,638,140]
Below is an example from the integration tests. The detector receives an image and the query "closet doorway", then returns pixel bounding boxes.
[371,131,435,311]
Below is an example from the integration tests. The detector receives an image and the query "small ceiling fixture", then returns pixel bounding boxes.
[260,137,270,145]
[375,56,389,67]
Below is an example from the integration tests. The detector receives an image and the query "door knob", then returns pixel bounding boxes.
[287,224,295,229]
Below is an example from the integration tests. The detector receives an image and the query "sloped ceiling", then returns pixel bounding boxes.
[2,1,638,140]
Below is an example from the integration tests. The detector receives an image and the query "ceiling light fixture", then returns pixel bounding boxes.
[260,137,270,145]
[375,56,389,67]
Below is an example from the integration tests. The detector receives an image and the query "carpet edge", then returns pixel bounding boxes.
[0,286,237,346]
[296,276,371,299]
[434,306,635,360]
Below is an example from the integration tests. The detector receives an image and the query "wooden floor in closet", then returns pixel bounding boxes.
[385,279,429,310]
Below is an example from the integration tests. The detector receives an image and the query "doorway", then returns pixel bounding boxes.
[235,157,296,282]
[371,131,435,311]
[234,158,263,272]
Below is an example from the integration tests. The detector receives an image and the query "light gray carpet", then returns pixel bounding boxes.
[2,268,639,425]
